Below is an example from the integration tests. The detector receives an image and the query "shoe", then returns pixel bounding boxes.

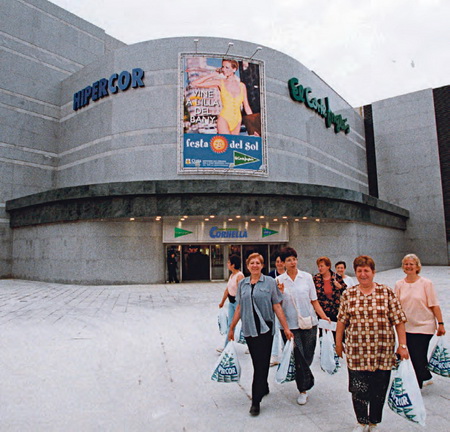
[249,403,260,416]
[352,424,368,432]
[216,347,224,353]
[270,356,279,367]
[423,378,433,387]
[297,392,308,405]
[368,425,378,431]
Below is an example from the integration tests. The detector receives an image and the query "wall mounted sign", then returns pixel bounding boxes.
[288,77,350,134]
[73,68,145,111]
[163,221,288,243]
[179,54,267,176]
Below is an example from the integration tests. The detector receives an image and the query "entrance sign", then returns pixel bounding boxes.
[288,77,350,134]
[179,54,267,176]
[163,221,288,243]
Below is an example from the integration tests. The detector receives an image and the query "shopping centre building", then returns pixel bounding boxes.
[1,0,448,284]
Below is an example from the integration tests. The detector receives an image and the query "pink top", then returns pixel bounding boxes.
[227,271,244,297]
[394,276,439,334]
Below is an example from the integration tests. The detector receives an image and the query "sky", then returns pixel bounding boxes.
[49,0,450,107]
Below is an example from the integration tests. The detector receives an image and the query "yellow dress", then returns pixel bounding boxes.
[219,80,245,132]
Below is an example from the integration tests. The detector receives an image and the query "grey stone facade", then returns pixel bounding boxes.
[1,0,447,283]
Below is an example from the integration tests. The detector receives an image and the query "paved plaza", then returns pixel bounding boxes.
[1,267,449,431]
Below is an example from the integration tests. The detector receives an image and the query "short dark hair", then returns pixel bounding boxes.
[335,261,346,269]
[271,250,282,261]
[228,254,241,270]
[353,255,375,272]
[280,246,297,262]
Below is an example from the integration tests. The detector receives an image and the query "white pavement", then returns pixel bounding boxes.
[1,267,449,432]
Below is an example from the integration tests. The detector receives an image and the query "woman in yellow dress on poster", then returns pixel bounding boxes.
[191,59,253,135]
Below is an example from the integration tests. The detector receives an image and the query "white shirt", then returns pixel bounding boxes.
[277,269,318,329]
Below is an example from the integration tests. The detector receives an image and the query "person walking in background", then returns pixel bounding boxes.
[313,256,347,327]
[394,253,446,388]
[228,253,293,416]
[167,252,179,283]
[217,254,244,352]
[336,255,409,432]
[277,247,330,406]
[335,260,356,288]
[268,250,285,366]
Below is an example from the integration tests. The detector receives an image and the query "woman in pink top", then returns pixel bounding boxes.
[218,254,244,351]
[394,253,446,388]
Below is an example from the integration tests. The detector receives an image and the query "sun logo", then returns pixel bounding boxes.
[210,136,228,154]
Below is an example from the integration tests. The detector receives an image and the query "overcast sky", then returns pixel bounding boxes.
[49,0,449,107]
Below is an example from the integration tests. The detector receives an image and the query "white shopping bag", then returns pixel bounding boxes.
[276,338,296,384]
[427,336,450,378]
[388,358,426,426]
[218,308,228,335]
[234,320,247,345]
[320,330,339,375]
[211,341,241,383]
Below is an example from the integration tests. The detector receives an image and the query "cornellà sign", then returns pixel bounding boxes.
[287,78,350,134]
[73,68,145,111]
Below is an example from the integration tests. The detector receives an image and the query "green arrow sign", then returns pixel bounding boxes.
[233,151,260,166]
[174,227,193,238]
[262,228,278,238]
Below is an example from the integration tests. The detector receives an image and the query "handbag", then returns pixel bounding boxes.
[211,341,241,383]
[288,289,313,330]
[388,358,426,425]
[275,339,296,383]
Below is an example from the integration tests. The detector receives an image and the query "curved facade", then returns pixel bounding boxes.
[1,0,448,284]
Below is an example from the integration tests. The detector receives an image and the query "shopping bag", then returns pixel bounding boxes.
[388,358,426,426]
[320,330,339,375]
[234,320,247,345]
[276,339,296,384]
[427,336,450,378]
[218,308,228,335]
[211,341,241,383]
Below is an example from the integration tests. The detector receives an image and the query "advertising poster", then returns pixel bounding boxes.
[179,55,266,175]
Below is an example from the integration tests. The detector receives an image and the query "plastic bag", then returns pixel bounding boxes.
[218,308,228,335]
[234,320,247,345]
[211,341,241,383]
[388,358,426,426]
[320,330,339,375]
[427,336,450,377]
[276,339,296,384]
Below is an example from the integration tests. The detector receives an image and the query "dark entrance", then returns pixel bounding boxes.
[181,245,210,281]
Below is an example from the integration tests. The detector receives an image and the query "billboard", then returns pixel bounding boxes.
[179,54,267,175]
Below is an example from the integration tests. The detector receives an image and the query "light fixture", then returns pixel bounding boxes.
[180,218,185,221]
[302,217,308,220]
[224,42,234,56]
[228,218,233,221]
[205,218,209,221]
[273,218,278,221]
[282,216,288,219]
[315,218,320,222]
[295,218,299,221]
[236,215,241,218]
[250,218,256,221]
[259,216,265,219]
[250,46,262,59]
[130,218,135,221]
[210,215,215,218]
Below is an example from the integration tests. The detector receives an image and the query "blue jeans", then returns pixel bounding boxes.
[224,301,238,348]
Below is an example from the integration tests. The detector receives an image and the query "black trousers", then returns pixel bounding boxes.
[406,332,433,388]
[348,369,391,425]
[245,330,273,404]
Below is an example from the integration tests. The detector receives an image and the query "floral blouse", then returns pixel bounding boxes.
[313,271,346,321]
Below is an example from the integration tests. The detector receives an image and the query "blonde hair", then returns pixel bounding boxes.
[402,253,422,274]
[246,252,264,267]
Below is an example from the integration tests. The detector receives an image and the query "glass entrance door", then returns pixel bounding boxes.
[210,245,225,280]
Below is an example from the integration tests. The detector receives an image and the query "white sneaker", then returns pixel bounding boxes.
[352,424,368,432]
[297,392,308,405]
[368,425,378,431]
[270,356,279,367]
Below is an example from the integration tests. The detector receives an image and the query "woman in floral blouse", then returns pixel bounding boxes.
[336,255,408,432]
[313,256,346,324]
